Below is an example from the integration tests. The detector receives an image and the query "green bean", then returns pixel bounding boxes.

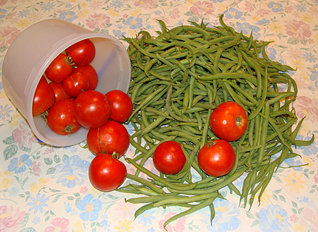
[126,174,165,194]
[194,111,203,131]
[248,66,268,120]
[209,204,216,225]
[141,116,166,136]
[163,195,218,230]
[129,137,148,154]
[127,184,161,196]
[134,203,154,218]
[182,86,190,113]
[170,167,247,195]
[226,80,258,105]
[166,85,196,122]
[123,13,314,227]
[144,58,158,76]
[126,158,198,191]
[228,182,241,196]
[227,145,240,176]
[153,192,219,207]
[188,76,195,109]
[145,107,172,119]
[126,193,178,204]
[257,160,277,203]
[258,102,270,165]
[200,109,212,148]
[197,72,257,84]
[241,50,263,98]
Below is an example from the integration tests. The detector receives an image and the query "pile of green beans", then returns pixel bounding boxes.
[118,15,314,229]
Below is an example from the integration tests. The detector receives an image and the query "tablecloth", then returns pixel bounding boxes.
[0,0,317,231]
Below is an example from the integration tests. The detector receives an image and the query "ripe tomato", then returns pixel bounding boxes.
[209,101,248,141]
[74,90,111,128]
[49,82,70,102]
[105,90,133,123]
[86,120,129,157]
[72,65,98,90]
[153,141,186,175]
[32,76,55,116]
[62,72,89,97]
[65,39,95,66]
[45,53,73,83]
[198,139,235,177]
[89,153,127,192]
[47,99,81,135]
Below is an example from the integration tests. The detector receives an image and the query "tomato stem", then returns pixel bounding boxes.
[111,152,120,159]
[206,139,216,147]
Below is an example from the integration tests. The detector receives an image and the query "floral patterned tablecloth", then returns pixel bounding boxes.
[0,0,318,231]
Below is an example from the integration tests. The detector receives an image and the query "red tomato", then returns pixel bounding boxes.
[73,65,98,90]
[45,53,73,83]
[47,99,81,135]
[153,141,186,175]
[89,153,127,192]
[32,76,55,116]
[198,139,235,177]
[63,72,89,97]
[49,82,70,102]
[209,101,248,141]
[86,120,129,157]
[65,39,95,66]
[105,90,133,123]
[74,90,111,128]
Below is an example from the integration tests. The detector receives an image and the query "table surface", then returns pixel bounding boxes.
[0,0,318,231]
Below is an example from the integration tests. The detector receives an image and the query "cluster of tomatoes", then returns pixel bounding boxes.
[33,39,133,192]
[33,39,248,191]
[153,101,248,177]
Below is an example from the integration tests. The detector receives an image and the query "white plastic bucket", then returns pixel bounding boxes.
[2,19,131,147]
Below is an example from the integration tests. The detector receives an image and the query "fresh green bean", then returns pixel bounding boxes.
[153,192,219,207]
[126,174,165,194]
[124,13,314,227]
[163,195,218,229]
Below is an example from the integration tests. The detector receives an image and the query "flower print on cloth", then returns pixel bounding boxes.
[294,96,318,123]
[57,10,77,22]
[11,121,37,148]
[136,210,156,226]
[0,26,20,47]
[27,192,49,214]
[302,137,318,157]
[114,218,135,232]
[268,1,283,12]
[225,8,243,19]
[190,1,214,17]
[300,207,318,231]
[8,153,32,174]
[283,170,306,194]
[158,211,186,232]
[134,0,157,9]
[0,170,13,189]
[285,20,311,41]
[210,198,240,232]
[258,204,290,232]
[76,194,102,221]
[124,16,143,29]
[50,155,89,188]
[235,22,261,39]
[44,217,70,232]
[0,104,13,121]
[85,13,111,29]
[0,205,26,232]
